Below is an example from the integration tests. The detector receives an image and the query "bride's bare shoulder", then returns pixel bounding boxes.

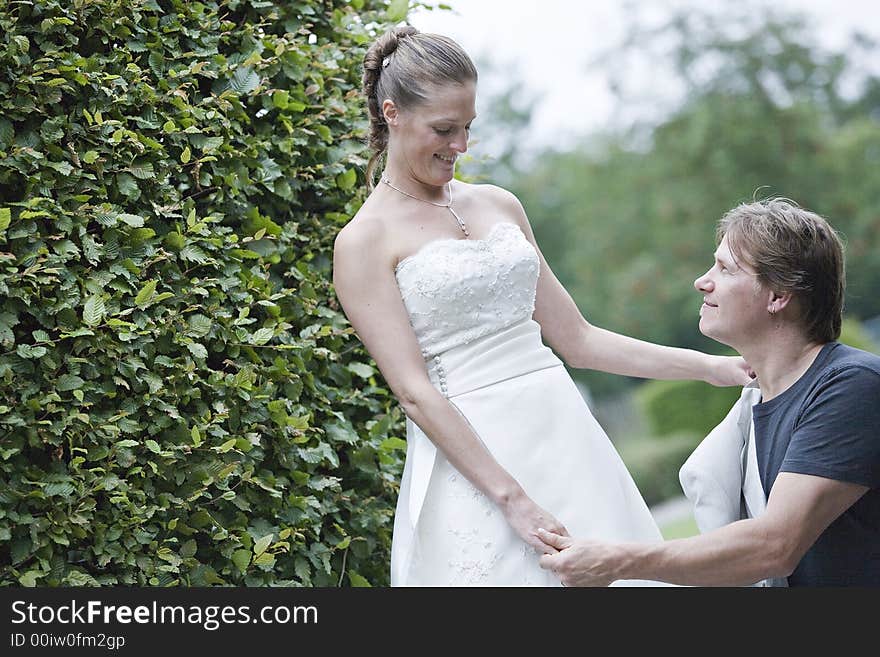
[333,200,392,265]
[456,180,520,206]
[457,180,528,225]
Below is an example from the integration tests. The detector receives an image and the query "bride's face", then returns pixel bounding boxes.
[385,81,476,187]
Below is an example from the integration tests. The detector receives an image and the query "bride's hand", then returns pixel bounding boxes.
[501,491,570,554]
[705,354,755,387]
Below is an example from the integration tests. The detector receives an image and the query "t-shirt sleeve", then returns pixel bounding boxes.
[780,365,880,488]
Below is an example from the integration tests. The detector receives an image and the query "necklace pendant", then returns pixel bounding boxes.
[448,206,469,238]
[382,175,470,238]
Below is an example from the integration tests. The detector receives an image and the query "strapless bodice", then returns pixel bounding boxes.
[394,221,540,357]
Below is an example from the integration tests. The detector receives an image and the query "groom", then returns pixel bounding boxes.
[538,198,880,586]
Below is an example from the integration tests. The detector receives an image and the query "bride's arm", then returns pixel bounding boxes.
[486,186,751,386]
[332,217,568,550]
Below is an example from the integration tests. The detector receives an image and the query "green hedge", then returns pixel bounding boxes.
[0,0,408,587]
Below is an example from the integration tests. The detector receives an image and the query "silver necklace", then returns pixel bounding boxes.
[381,176,469,237]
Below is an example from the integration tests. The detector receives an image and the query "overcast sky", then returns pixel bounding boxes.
[409,0,880,150]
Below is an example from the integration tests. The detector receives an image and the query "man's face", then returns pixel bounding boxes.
[694,235,770,348]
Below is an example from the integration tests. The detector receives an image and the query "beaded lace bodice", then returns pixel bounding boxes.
[394,221,540,356]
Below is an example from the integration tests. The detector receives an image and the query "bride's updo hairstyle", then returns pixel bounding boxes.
[362,26,477,187]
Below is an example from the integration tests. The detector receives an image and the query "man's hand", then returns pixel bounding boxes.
[536,528,619,587]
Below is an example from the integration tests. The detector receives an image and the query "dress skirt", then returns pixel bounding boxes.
[391,319,665,586]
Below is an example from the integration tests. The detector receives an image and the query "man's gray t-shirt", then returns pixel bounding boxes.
[753,342,880,586]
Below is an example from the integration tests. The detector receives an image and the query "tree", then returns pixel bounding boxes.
[502,6,880,396]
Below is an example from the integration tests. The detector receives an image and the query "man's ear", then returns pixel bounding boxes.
[382,99,399,126]
[768,289,794,315]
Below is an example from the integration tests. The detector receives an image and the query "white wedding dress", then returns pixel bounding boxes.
[391,221,664,586]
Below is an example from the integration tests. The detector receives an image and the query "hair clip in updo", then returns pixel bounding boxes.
[382,56,391,68]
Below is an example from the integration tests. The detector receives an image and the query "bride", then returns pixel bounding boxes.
[332,26,752,586]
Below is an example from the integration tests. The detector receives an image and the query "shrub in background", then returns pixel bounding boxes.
[618,433,699,508]
[636,379,739,442]
[627,379,735,507]
[0,0,408,586]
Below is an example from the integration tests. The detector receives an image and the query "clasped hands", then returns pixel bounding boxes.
[535,528,618,587]
[504,492,623,586]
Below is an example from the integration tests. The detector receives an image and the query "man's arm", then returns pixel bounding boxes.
[538,472,868,586]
